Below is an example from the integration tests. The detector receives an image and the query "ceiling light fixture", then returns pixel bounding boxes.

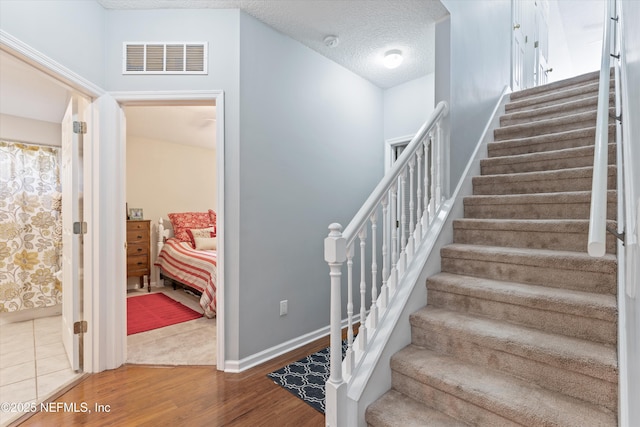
[383,49,403,69]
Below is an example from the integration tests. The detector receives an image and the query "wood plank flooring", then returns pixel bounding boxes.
[13,336,331,427]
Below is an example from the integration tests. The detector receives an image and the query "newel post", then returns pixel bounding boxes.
[324,223,347,427]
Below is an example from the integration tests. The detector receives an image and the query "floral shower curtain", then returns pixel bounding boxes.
[0,141,62,312]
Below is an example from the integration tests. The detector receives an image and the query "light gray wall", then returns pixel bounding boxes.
[437,0,512,190]
[620,0,640,423]
[383,74,435,141]
[238,12,384,358]
[0,0,105,86]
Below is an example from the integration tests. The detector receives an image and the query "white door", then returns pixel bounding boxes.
[512,0,526,91]
[61,95,87,372]
[534,0,551,86]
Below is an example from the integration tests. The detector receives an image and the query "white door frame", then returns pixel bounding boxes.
[111,90,226,370]
[1,30,103,373]
[385,134,413,172]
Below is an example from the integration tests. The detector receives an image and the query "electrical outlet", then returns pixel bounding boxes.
[280,300,288,316]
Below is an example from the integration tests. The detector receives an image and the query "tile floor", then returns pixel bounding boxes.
[0,316,81,427]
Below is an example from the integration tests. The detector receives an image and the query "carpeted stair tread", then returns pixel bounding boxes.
[472,165,617,195]
[481,144,616,175]
[453,218,617,253]
[494,109,612,140]
[427,272,617,323]
[500,93,612,127]
[365,390,469,427]
[508,70,600,101]
[426,273,617,346]
[464,190,617,220]
[391,345,617,427]
[440,244,616,294]
[505,80,613,114]
[410,307,617,382]
[487,125,614,157]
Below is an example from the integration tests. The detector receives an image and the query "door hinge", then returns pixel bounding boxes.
[74,320,88,334]
[73,221,87,234]
[73,121,87,134]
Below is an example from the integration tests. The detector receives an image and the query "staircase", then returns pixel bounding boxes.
[366,71,619,426]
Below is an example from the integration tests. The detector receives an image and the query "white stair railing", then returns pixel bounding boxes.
[324,101,449,427]
[588,0,617,257]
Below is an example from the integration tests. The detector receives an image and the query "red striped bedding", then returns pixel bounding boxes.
[154,238,217,318]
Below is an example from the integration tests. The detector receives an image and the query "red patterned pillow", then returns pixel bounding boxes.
[168,212,214,242]
[186,227,216,248]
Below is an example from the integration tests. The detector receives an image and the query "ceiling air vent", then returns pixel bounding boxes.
[123,42,208,74]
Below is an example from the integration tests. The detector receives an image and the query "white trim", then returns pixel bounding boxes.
[224,316,360,373]
[0,31,104,374]
[0,30,103,97]
[111,90,226,371]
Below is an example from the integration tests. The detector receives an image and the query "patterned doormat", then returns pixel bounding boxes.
[267,340,348,413]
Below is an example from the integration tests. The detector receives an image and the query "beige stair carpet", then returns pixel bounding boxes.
[366,71,618,427]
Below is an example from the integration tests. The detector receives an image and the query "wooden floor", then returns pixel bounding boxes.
[14,336,331,427]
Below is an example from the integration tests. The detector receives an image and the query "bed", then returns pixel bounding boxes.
[154,213,217,318]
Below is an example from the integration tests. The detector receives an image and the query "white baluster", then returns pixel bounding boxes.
[389,186,398,292]
[415,146,423,244]
[380,197,389,307]
[369,212,378,329]
[423,137,431,229]
[398,171,407,276]
[435,121,443,209]
[358,227,368,352]
[407,156,416,259]
[324,223,347,427]
[430,132,436,217]
[344,243,355,378]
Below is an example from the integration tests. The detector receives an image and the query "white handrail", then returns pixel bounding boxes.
[342,101,449,245]
[588,0,615,257]
[324,101,449,427]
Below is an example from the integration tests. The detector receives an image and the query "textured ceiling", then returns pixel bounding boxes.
[97,0,450,89]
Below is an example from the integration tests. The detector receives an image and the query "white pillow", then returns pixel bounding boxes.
[194,237,217,250]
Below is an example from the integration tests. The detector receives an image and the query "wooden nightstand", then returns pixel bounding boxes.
[127,220,151,292]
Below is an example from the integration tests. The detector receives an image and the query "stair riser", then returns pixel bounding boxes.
[464,191,616,220]
[427,288,616,344]
[391,372,520,427]
[494,112,608,141]
[453,227,617,254]
[410,322,617,411]
[472,168,617,196]
[481,145,616,175]
[500,97,612,127]
[488,126,614,157]
[440,255,616,294]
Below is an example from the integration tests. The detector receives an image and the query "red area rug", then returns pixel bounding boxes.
[127,293,202,335]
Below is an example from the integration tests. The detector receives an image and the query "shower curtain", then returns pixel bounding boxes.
[0,141,62,312]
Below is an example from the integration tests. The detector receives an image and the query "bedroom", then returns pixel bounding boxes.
[124,103,218,366]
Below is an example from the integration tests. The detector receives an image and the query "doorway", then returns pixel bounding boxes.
[112,92,225,368]
[512,0,550,91]
[0,49,88,425]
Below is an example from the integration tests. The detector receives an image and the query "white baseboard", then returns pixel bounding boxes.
[224,316,359,373]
